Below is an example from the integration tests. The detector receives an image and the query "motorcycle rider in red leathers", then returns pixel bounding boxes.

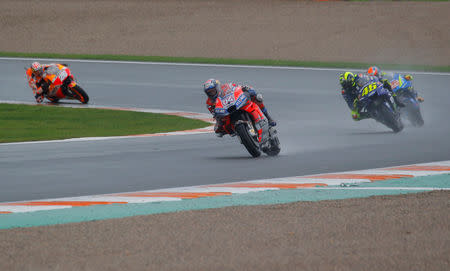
[203,79,277,137]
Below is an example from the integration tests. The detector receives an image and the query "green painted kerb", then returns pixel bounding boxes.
[0,174,449,229]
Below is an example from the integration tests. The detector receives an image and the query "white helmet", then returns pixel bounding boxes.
[30,62,43,75]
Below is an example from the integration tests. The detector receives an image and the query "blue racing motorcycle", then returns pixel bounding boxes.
[385,73,424,127]
[358,78,404,133]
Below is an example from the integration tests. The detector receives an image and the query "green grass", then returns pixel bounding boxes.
[0,104,210,143]
[1,52,449,73]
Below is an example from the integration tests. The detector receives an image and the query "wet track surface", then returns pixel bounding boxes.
[1,59,450,202]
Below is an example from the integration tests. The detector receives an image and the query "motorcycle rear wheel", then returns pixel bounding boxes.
[264,128,281,156]
[235,123,261,158]
[265,141,280,156]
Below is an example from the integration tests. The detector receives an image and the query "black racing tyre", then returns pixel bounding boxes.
[235,123,261,158]
[380,102,403,133]
[265,140,281,156]
[264,128,281,156]
[70,85,89,104]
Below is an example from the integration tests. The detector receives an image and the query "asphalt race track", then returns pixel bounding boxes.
[1,59,450,203]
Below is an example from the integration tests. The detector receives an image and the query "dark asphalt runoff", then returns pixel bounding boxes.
[1,59,449,202]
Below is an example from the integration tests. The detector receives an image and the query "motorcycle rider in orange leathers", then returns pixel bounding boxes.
[26,61,70,103]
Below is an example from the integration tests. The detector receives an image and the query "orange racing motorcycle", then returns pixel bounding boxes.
[214,84,280,157]
[28,64,89,104]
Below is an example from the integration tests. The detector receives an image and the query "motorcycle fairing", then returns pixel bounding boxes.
[241,100,267,143]
[44,66,72,94]
[358,81,393,112]
[214,87,249,117]
[214,86,268,143]
[389,73,413,94]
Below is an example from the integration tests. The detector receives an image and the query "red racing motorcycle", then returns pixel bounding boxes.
[214,84,280,157]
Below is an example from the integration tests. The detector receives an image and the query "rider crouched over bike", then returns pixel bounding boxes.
[367,66,424,103]
[339,72,369,121]
[339,72,404,121]
[26,62,47,103]
[203,78,277,137]
[26,62,70,103]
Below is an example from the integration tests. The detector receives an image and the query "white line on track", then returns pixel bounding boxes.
[1,57,449,76]
[302,187,450,191]
[0,160,449,214]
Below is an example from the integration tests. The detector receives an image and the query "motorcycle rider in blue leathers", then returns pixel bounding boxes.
[367,66,424,103]
[339,72,404,121]
[339,72,369,121]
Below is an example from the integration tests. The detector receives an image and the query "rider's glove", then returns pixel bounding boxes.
[35,94,44,103]
[241,85,249,92]
[207,104,215,115]
[36,80,49,94]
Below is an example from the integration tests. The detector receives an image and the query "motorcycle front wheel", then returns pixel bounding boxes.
[235,123,261,158]
[265,129,281,156]
[379,101,403,133]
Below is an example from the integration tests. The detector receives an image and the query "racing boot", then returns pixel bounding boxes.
[262,108,277,127]
[351,110,369,121]
[351,110,360,121]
